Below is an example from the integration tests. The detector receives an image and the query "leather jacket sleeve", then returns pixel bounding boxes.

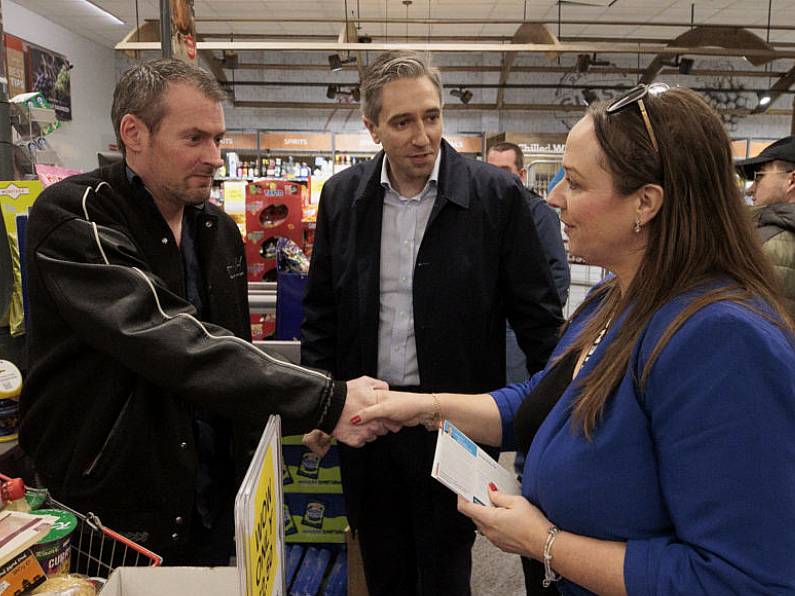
[33,209,345,435]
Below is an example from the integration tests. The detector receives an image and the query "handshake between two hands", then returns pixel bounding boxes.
[303,375,437,457]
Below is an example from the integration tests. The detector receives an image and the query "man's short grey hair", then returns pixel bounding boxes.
[112,58,226,154]
[360,50,443,124]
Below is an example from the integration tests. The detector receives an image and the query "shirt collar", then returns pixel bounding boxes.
[380,150,441,198]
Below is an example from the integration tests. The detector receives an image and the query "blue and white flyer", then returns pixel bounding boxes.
[431,420,520,506]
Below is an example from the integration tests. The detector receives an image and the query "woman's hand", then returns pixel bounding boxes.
[352,390,435,433]
[457,488,550,560]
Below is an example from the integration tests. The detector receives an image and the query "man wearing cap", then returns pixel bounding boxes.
[736,135,795,319]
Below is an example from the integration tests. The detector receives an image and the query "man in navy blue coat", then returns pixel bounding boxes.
[302,50,563,596]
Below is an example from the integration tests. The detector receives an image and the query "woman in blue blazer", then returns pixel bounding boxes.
[352,86,795,595]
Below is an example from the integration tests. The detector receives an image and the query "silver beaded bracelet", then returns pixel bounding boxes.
[542,525,561,588]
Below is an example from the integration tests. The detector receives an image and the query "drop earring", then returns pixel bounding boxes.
[634,218,642,233]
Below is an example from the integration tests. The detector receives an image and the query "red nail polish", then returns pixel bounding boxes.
[351,415,361,425]
[488,482,497,491]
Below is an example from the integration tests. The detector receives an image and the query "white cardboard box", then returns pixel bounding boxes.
[101,566,239,595]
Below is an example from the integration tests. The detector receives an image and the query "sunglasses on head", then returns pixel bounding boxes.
[606,83,670,152]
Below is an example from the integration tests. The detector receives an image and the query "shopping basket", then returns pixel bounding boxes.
[0,473,162,579]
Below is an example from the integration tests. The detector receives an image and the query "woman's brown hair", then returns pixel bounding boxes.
[563,87,794,438]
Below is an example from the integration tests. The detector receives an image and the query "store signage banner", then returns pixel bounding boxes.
[0,4,6,95]
[3,35,72,122]
[260,132,333,153]
[26,44,72,121]
[171,0,197,64]
[4,35,25,100]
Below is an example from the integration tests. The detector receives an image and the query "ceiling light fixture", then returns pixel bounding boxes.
[450,88,473,105]
[758,92,772,107]
[677,57,695,75]
[661,55,694,75]
[581,89,598,105]
[222,50,239,69]
[78,0,124,25]
[575,53,610,74]
[328,54,357,72]
[327,84,361,102]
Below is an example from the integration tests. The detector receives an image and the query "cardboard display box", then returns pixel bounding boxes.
[244,179,307,282]
[282,435,342,494]
[284,493,347,544]
[102,566,239,595]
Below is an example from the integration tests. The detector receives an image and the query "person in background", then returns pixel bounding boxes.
[736,135,795,320]
[302,50,563,596]
[486,143,571,592]
[487,142,569,394]
[19,58,384,566]
[350,85,795,595]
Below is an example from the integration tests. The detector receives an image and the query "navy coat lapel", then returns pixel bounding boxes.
[352,153,386,376]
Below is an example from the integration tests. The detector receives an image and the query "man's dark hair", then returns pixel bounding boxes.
[488,142,524,172]
[112,58,226,154]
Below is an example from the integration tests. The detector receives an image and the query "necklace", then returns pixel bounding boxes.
[581,319,611,367]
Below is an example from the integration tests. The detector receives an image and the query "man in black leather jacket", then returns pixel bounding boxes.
[19,58,383,565]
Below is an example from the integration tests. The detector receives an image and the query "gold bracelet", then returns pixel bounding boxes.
[423,393,442,431]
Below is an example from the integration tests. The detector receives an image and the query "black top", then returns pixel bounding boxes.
[513,350,578,457]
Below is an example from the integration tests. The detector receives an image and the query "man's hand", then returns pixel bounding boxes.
[332,376,390,447]
[303,429,333,458]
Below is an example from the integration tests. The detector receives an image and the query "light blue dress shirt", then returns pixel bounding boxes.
[376,152,441,386]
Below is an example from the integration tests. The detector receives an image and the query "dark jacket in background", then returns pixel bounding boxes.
[753,203,795,321]
[524,187,570,305]
[20,160,343,556]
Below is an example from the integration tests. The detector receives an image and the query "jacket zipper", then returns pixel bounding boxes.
[83,394,132,476]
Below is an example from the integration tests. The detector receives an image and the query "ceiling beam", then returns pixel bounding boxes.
[191,18,795,33]
[754,62,795,114]
[497,24,560,109]
[225,80,795,97]
[114,41,795,60]
[193,32,795,50]
[118,20,159,60]
[229,62,793,78]
[641,26,776,85]
[231,99,792,117]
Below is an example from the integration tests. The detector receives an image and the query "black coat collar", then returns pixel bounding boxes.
[351,139,471,210]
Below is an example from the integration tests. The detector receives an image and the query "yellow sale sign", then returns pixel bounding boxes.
[246,444,279,595]
[235,415,285,596]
